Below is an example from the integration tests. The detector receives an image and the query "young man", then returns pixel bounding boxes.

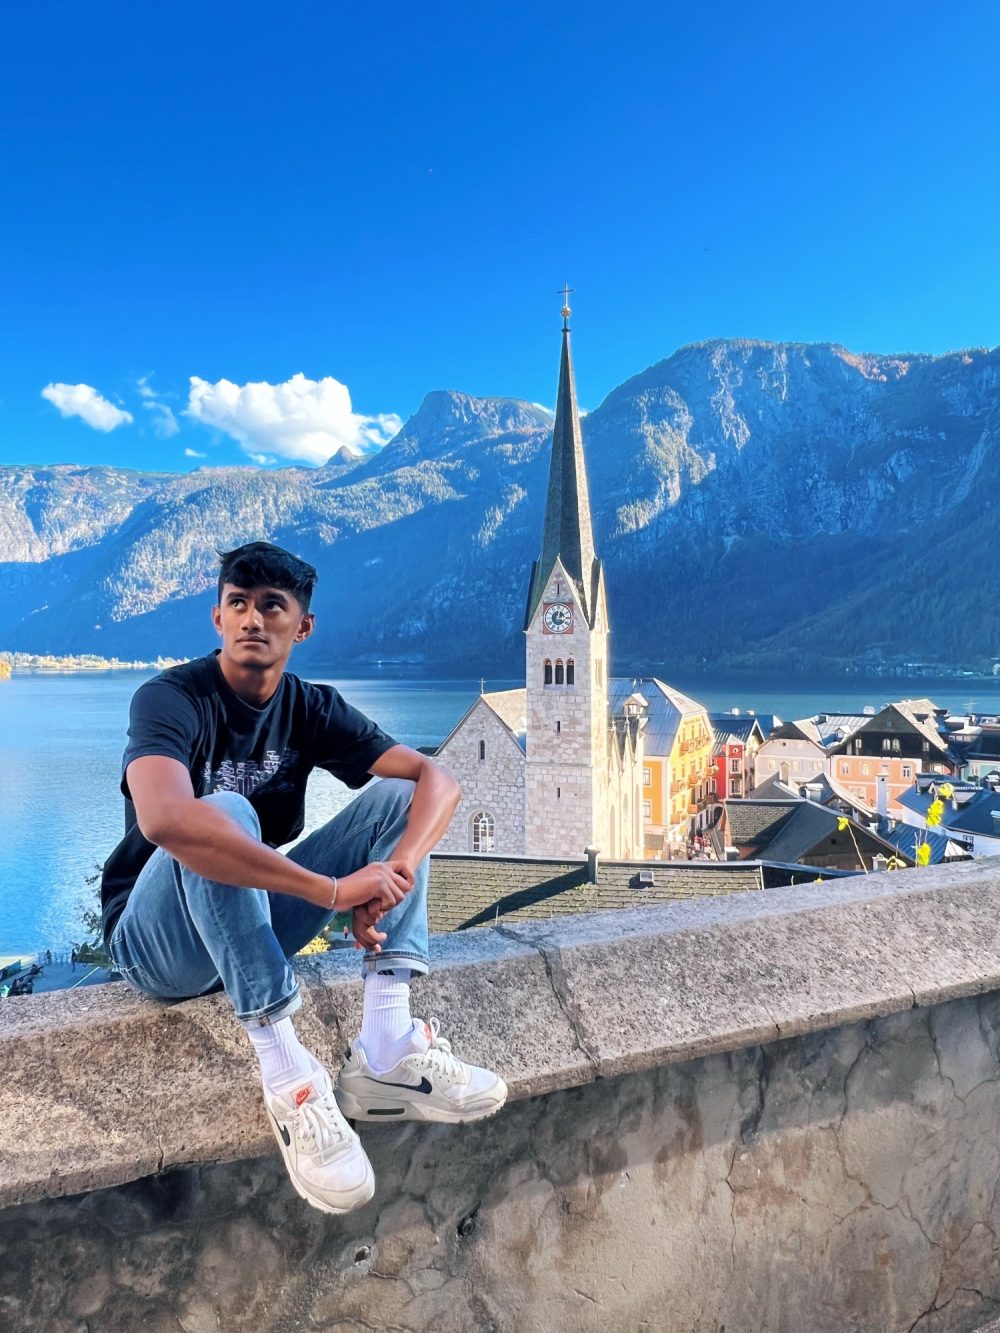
[101,541,507,1215]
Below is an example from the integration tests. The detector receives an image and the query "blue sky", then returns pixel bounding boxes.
[2,1,998,471]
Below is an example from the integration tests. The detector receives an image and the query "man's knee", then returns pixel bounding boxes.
[201,790,261,837]
[373,777,416,811]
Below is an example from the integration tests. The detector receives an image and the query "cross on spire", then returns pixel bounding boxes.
[558,284,573,330]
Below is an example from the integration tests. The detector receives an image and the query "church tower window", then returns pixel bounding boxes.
[566,659,575,686]
[478,739,486,761]
[470,811,495,853]
[555,660,565,685]
[544,659,553,685]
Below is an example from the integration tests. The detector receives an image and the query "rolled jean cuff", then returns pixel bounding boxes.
[239,987,302,1028]
[363,951,429,977]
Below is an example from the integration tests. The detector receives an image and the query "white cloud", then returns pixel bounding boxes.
[183,447,206,459]
[136,376,157,400]
[145,400,180,438]
[41,383,133,432]
[185,372,403,466]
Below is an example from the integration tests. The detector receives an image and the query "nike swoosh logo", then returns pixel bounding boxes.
[270,1111,291,1146]
[368,1076,433,1094]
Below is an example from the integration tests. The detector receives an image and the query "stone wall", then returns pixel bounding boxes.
[6,862,1000,1331]
[436,698,526,854]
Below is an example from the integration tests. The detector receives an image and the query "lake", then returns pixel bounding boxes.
[3,666,999,953]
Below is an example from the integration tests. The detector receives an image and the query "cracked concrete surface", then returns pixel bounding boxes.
[4,989,1000,1330]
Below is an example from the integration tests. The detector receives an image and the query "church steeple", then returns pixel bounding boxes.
[524,290,600,629]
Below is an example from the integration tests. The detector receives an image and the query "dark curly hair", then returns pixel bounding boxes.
[217,541,318,612]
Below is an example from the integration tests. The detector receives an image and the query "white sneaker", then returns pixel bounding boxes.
[264,1059,375,1214]
[337,1017,508,1124]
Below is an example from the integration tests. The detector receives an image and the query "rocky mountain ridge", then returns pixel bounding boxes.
[1,338,998,672]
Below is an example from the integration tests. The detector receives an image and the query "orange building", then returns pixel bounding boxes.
[826,701,956,811]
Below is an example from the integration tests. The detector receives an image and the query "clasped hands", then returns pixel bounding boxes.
[334,859,415,952]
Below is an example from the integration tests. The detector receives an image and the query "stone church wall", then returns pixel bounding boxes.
[436,700,525,854]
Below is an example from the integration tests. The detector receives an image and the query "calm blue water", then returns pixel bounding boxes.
[3,668,999,953]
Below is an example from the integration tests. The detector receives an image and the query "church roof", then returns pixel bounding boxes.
[525,320,600,629]
[481,688,527,750]
[435,687,527,756]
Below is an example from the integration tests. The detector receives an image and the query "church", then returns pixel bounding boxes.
[435,298,649,860]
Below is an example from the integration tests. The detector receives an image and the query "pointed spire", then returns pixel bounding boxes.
[525,294,599,628]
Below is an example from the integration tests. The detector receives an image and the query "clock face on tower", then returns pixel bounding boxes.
[543,602,574,634]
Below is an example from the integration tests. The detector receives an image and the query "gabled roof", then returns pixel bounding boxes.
[708,714,764,745]
[764,720,826,747]
[828,701,950,757]
[610,676,708,757]
[753,769,874,819]
[724,798,906,866]
[748,773,800,800]
[436,688,527,756]
[877,824,966,865]
[725,801,800,847]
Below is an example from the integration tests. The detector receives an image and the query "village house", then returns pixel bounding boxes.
[710,712,765,801]
[827,700,956,811]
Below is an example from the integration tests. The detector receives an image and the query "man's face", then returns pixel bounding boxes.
[212,584,314,670]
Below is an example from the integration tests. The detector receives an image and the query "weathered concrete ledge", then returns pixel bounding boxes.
[4,857,1000,1210]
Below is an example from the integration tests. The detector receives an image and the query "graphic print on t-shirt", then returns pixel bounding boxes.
[203,749,301,797]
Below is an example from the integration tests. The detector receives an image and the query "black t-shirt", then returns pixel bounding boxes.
[100,652,398,941]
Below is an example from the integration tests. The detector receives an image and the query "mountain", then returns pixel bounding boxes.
[2,339,999,673]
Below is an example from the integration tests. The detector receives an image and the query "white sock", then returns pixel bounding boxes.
[360,970,413,1070]
[246,1016,315,1092]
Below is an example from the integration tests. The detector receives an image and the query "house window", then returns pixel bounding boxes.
[555,660,565,685]
[642,767,652,786]
[902,764,912,779]
[544,659,552,685]
[729,779,741,796]
[730,758,740,773]
[922,740,930,752]
[854,738,862,752]
[478,739,486,761]
[470,811,495,854]
[642,800,651,818]
[880,763,890,775]
[892,738,901,753]
[566,659,575,686]
[861,763,870,776]
[840,762,850,775]
[882,738,892,752]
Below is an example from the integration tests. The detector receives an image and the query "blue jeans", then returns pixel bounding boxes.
[108,779,429,1026]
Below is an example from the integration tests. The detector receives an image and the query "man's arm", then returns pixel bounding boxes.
[126,755,411,913]
[347,746,460,953]
[368,745,461,873]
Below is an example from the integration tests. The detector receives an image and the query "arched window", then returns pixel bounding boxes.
[478,739,486,761]
[555,660,565,685]
[470,811,495,853]
[595,660,603,686]
[544,659,553,685]
[609,808,617,858]
[566,659,575,686]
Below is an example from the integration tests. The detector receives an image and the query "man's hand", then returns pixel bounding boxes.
[336,860,414,912]
[352,899,388,952]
